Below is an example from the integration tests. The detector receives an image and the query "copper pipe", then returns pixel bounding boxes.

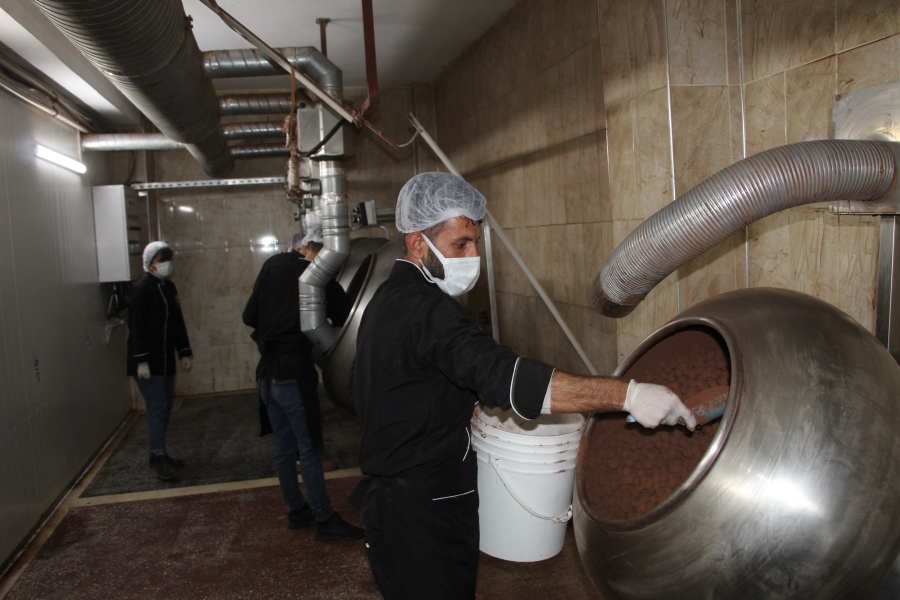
[360,0,379,116]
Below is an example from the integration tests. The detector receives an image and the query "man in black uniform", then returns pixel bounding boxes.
[243,232,363,541]
[351,172,696,599]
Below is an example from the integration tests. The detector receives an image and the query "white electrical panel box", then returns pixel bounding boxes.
[92,185,148,282]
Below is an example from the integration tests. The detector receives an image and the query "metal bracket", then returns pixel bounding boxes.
[831,82,900,215]
[830,82,900,362]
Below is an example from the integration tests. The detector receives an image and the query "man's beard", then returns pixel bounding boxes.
[422,248,445,280]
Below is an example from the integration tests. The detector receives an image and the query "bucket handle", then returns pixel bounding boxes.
[489,456,572,523]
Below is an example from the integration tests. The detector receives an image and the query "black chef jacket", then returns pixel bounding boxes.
[242,251,351,382]
[351,260,555,478]
[243,251,351,447]
[126,273,192,377]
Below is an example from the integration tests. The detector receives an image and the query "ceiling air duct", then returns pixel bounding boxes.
[31,0,234,178]
[203,47,342,100]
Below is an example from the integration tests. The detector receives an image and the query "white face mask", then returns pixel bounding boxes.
[420,235,480,297]
[153,261,173,279]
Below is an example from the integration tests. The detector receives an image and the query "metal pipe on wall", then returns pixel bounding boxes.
[593,140,900,318]
[32,0,234,178]
[0,70,89,133]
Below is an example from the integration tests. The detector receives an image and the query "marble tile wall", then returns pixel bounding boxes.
[153,87,435,396]
[435,0,900,370]
[741,0,900,335]
[436,0,618,377]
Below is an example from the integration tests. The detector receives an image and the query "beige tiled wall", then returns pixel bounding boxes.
[153,87,435,396]
[435,0,617,377]
[434,0,900,370]
[742,1,900,335]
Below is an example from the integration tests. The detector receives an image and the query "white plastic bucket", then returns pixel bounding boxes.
[472,404,585,562]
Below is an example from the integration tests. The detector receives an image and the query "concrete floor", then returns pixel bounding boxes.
[1,391,603,599]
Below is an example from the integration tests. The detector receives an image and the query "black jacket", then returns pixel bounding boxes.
[126,273,192,377]
[242,252,351,382]
[243,252,351,447]
[351,260,554,478]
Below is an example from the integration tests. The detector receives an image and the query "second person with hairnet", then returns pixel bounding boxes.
[350,172,696,599]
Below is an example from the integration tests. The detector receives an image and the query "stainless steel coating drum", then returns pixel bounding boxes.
[574,288,900,600]
[322,238,405,414]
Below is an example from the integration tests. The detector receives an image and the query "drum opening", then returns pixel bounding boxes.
[581,325,731,521]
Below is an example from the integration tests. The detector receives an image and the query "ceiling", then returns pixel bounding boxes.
[0,0,517,128]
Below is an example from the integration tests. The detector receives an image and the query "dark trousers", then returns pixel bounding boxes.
[356,455,480,599]
[134,375,176,454]
[258,378,333,521]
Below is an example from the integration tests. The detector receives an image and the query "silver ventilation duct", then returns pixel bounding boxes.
[82,122,285,152]
[203,47,342,100]
[219,93,296,116]
[81,134,287,158]
[593,140,900,317]
[299,161,351,352]
[223,121,284,139]
[82,134,183,151]
[32,0,234,178]
[229,143,289,158]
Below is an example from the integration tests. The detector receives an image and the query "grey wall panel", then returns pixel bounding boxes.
[0,91,131,565]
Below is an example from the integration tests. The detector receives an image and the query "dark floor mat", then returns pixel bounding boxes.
[82,387,360,497]
[8,478,601,600]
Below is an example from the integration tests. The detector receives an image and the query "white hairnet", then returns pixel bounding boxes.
[142,241,170,272]
[395,172,486,233]
[300,225,324,247]
[289,232,305,250]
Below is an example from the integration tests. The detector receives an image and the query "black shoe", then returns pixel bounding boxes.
[163,454,185,470]
[149,455,179,482]
[315,512,365,542]
[287,504,315,530]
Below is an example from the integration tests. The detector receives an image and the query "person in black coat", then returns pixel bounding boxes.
[242,227,363,541]
[127,241,193,482]
[351,173,697,599]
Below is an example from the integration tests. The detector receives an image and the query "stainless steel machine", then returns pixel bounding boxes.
[321,238,405,414]
[574,288,900,599]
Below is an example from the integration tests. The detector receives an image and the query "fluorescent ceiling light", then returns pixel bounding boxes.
[178,206,195,213]
[35,144,86,173]
[259,236,278,246]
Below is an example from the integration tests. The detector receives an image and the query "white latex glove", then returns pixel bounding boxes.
[180,356,192,371]
[137,362,151,380]
[624,380,697,431]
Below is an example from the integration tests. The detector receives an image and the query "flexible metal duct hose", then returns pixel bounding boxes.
[32,0,233,178]
[299,161,350,352]
[218,93,295,115]
[593,140,898,317]
[203,47,343,100]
